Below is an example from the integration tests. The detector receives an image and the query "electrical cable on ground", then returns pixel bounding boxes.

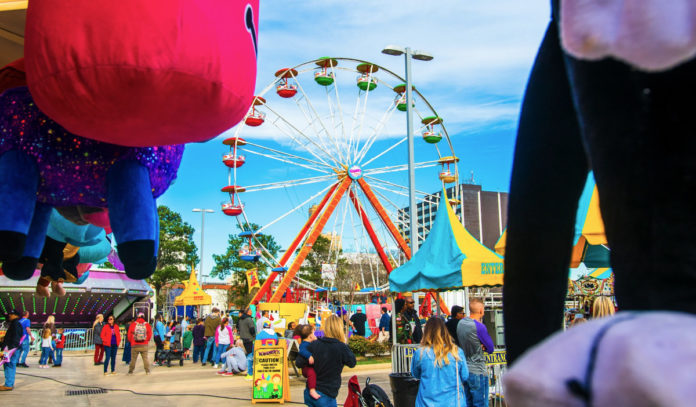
[17,372,309,405]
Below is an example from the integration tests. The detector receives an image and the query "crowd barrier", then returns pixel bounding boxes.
[26,327,129,352]
[392,344,507,406]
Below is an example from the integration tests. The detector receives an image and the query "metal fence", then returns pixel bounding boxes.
[27,327,131,352]
[392,344,507,407]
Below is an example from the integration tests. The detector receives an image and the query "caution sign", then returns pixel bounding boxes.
[252,339,290,403]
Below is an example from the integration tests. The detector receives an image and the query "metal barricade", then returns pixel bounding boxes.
[392,344,507,406]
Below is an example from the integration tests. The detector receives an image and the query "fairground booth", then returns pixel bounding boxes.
[0,267,152,328]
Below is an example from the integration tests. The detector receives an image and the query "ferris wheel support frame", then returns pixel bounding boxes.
[357,178,411,258]
[269,177,353,302]
[348,188,394,273]
[248,181,340,305]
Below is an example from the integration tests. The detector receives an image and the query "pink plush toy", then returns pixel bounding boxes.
[24,0,259,147]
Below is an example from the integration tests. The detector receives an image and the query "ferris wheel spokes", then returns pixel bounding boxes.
[363,160,439,176]
[243,141,334,170]
[263,102,340,168]
[288,70,348,165]
[254,183,335,236]
[347,68,376,162]
[353,99,399,164]
[364,176,441,205]
[360,136,408,167]
[243,149,332,175]
[243,173,337,193]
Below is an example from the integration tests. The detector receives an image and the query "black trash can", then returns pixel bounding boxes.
[389,373,420,407]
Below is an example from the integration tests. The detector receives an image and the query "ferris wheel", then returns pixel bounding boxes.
[219,57,460,304]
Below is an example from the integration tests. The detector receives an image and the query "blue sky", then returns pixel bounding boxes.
[158,1,551,281]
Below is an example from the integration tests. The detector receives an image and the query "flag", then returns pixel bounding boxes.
[246,268,260,292]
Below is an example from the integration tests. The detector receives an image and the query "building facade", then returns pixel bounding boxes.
[399,183,508,250]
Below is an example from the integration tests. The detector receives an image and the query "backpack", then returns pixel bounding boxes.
[134,322,147,342]
[362,377,393,407]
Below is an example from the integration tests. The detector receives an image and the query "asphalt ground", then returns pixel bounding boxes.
[0,349,393,406]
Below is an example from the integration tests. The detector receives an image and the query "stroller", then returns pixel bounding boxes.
[156,334,184,367]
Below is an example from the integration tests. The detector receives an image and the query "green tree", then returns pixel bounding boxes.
[211,223,280,308]
[147,206,199,307]
[299,235,347,285]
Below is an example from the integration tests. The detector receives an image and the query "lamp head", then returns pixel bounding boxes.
[382,45,405,56]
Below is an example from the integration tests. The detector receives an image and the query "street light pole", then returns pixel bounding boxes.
[192,208,214,283]
[382,45,433,349]
[382,45,433,255]
[404,47,418,255]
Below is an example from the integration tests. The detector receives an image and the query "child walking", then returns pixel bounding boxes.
[39,328,53,368]
[296,324,320,400]
[54,328,66,367]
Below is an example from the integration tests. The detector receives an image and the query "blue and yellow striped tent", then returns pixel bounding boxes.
[389,189,504,293]
[494,173,609,268]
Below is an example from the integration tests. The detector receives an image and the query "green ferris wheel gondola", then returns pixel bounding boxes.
[356,63,378,91]
[314,57,337,86]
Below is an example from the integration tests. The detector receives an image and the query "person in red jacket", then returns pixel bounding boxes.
[54,328,66,367]
[100,315,121,375]
[127,312,153,375]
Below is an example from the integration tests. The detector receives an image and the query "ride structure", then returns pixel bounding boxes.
[219,57,460,311]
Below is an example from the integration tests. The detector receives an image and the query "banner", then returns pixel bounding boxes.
[321,263,336,280]
[251,339,290,403]
[246,268,260,292]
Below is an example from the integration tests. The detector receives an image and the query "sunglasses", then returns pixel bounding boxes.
[406,301,415,304]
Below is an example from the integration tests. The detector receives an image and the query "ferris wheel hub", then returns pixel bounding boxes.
[347,164,363,180]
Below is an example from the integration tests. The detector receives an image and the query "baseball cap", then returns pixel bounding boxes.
[263,321,272,329]
[357,307,362,311]
[7,309,20,317]
[137,312,145,318]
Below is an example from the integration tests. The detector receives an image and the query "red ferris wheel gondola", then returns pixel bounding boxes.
[221,185,246,216]
[244,96,266,127]
[275,68,298,98]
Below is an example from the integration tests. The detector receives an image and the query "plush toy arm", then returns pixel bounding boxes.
[0,150,40,263]
[107,160,157,280]
[2,202,52,280]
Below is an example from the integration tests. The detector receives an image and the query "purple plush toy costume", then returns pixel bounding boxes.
[0,87,183,206]
[0,86,184,281]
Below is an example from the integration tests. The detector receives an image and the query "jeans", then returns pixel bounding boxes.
[247,352,254,376]
[215,343,229,364]
[122,342,131,364]
[202,337,216,364]
[192,345,205,363]
[39,347,52,365]
[464,373,489,407]
[103,346,118,373]
[303,389,337,407]
[18,339,30,365]
[3,347,20,387]
[54,348,63,365]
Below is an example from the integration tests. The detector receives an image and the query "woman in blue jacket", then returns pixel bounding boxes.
[411,317,469,407]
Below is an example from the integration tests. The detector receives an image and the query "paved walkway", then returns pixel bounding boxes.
[0,351,392,406]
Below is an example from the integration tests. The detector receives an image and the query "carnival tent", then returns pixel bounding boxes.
[495,173,609,268]
[173,267,212,307]
[389,189,504,293]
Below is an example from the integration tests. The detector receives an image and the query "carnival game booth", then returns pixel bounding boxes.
[388,189,506,406]
[0,267,152,327]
